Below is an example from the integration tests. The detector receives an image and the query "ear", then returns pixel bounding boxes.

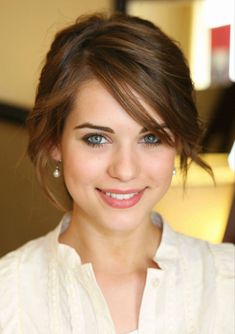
[50,145,62,161]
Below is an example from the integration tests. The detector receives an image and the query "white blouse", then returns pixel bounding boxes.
[0,212,234,334]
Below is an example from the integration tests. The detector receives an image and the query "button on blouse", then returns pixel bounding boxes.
[0,212,234,333]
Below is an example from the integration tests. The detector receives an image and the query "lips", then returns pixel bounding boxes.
[96,188,146,208]
[105,191,138,200]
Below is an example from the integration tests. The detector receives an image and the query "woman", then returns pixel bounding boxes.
[0,13,234,334]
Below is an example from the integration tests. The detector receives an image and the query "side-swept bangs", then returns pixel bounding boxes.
[27,13,212,210]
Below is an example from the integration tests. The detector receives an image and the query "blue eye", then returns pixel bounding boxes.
[83,134,108,147]
[143,134,160,145]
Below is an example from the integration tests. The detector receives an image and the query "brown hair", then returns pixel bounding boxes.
[27,12,212,211]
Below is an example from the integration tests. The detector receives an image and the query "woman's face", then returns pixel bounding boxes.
[53,79,176,232]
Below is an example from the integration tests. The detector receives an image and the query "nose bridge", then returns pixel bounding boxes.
[108,144,140,181]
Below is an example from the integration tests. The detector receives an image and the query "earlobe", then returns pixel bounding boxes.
[50,145,62,161]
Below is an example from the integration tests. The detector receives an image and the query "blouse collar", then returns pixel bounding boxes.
[45,211,180,271]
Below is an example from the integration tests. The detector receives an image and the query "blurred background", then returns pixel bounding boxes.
[0,0,234,257]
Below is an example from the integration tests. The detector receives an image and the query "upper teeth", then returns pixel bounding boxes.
[105,192,138,200]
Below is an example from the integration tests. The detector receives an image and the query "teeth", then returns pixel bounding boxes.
[105,192,138,200]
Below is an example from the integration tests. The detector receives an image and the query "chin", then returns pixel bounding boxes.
[99,209,150,233]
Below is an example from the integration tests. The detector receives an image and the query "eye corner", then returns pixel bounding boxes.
[82,132,110,148]
[141,133,160,145]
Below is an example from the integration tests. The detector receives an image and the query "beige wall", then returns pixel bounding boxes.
[0,0,112,107]
[127,0,193,70]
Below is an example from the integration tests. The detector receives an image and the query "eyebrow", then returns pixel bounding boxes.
[74,122,168,134]
[74,123,114,133]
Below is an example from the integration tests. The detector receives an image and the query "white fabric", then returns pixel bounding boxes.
[0,212,234,334]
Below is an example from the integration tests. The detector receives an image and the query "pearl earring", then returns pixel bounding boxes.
[173,167,176,176]
[53,161,62,178]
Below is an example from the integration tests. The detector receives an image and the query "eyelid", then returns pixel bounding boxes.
[81,132,112,145]
[82,132,110,138]
[140,132,159,140]
[144,129,175,145]
[138,133,160,145]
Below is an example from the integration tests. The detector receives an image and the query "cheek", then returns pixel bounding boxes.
[143,150,176,183]
[62,151,108,188]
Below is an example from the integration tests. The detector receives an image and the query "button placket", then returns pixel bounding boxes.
[66,268,86,334]
[151,277,160,288]
[80,264,116,334]
[138,268,165,333]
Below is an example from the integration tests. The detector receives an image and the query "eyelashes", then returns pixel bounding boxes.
[84,134,108,147]
[81,133,161,148]
[140,134,161,146]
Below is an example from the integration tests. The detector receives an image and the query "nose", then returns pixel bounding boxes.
[107,147,140,182]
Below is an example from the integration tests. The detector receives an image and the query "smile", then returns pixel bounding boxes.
[105,192,138,200]
[96,188,146,208]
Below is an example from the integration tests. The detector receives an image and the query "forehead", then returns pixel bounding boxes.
[69,79,164,126]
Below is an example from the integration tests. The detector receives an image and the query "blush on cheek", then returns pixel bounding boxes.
[149,162,174,186]
[64,158,105,185]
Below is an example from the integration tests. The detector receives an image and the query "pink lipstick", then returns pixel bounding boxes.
[97,188,145,208]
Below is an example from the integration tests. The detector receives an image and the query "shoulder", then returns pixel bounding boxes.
[0,234,52,328]
[0,233,51,275]
[175,231,234,330]
[177,232,234,314]
[154,213,235,277]
[207,241,235,276]
[176,231,234,276]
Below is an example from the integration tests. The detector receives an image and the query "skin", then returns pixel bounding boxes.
[52,79,176,333]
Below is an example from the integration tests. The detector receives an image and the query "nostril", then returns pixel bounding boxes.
[107,153,140,182]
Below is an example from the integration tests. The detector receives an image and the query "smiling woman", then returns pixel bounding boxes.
[50,79,176,235]
[0,12,234,334]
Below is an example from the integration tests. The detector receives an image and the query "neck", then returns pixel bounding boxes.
[59,212,162,275]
